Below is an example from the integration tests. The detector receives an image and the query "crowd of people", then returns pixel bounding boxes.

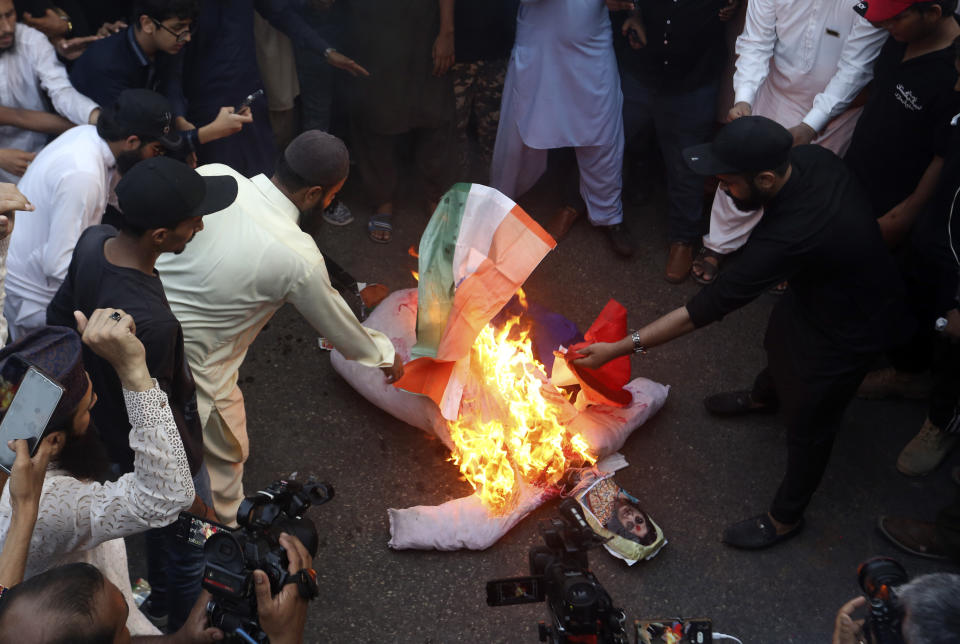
[0,0,958,641]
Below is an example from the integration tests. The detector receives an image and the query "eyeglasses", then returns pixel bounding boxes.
[151,18,194,44]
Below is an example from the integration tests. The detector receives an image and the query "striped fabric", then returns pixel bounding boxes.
[395,183,555,419]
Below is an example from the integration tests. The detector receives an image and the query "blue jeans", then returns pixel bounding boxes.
[145,465,213,631]
[621,73,719,244]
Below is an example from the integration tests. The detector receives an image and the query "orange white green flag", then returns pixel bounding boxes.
[393,182,556,419]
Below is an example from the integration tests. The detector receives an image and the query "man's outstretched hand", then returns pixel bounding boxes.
[571,342,620,370]
[382,354,404,384]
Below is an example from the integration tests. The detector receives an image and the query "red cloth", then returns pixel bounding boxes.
[566,300,632,407]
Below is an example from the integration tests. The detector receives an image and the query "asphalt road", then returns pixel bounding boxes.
[131,168,960,643]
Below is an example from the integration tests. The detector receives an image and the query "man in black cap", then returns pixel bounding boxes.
[6,88,182,342]
[573,116,909,549]
[46,156,237,630]
[155,130,402,525]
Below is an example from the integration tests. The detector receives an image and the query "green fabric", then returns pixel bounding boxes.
[412,183,471,359]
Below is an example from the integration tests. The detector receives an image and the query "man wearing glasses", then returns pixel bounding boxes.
[69,0,252,159]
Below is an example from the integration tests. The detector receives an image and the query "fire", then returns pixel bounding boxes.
[448,307,594,514]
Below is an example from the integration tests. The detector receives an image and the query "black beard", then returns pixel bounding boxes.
[56,421,112,482]
[724,188,766,212]
[115,149,144,176]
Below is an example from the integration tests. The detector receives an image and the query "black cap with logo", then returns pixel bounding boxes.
[107,88,182,149]
[683,116,793,176]
[116,157,238,230]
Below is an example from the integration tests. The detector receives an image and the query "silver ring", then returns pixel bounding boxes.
[109,312,122,322]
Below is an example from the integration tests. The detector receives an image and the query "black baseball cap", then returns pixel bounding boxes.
[116,157,238,229]
[107,89,182,149]
[683,116,793,176]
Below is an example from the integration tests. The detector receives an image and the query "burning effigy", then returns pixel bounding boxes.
[330,184,669,553]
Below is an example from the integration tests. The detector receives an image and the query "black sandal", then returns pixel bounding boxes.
[691,247,723,285]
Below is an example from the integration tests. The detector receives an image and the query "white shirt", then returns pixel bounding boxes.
[0,24,99,183]
[504,0,622,148]
[733,0,886,133]
[5,125,116,328]
[155,165,396,428]
[0,383,194,634]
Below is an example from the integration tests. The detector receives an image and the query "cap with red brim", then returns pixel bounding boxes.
[853,0,920,22]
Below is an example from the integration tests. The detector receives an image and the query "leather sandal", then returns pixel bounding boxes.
[691,247,723,285]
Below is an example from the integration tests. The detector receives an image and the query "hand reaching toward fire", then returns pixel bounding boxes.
[571,342,621,370]
[382,354,404,384]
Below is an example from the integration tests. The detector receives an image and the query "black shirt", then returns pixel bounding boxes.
[687,145,909,366]
[69,27,186,117]
[844,31,960,217]
[615,0,726,93]
[453,0,519,64]
[46,226,204,476]
[908,110,960,316]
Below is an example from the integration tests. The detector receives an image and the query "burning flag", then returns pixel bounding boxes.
[328,184,669,551]
[395,182,555,421]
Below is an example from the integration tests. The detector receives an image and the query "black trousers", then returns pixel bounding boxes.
[928,334,960,432]
[752,347,872,525]
[936,488,960,562]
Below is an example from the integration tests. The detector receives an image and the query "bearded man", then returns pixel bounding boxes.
[0,314,196,635]
[5,89,180,341]
[574,117,911,550]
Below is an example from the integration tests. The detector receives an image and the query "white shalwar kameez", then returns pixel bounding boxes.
[703,0,886,254]
[490,0,624,226]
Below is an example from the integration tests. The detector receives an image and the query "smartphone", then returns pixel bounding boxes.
[176,511,232,548]
[234,89,264,114]
[0,361,64,474]
[636,618,713,644]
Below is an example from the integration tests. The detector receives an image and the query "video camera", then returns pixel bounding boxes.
[486,499,630,644]
[857,556,909,644]
[178,478,334,642]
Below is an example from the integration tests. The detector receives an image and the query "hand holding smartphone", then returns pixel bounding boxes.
[235,89,264,115]
[0,358,64,475]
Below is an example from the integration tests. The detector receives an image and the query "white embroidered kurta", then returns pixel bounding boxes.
[0,24,99,183]
[0,383,195,635]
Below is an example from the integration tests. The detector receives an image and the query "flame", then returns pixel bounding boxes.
[408,246,419,258]
[448,307,594,514]
[411,270,419,282]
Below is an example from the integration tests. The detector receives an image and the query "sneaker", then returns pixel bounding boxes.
[897,418,959,476]
[321,200,354,226]
[856,367,932,400]
[139,595,169,631]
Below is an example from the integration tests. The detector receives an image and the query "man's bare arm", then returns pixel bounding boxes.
[0,105,74,135]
